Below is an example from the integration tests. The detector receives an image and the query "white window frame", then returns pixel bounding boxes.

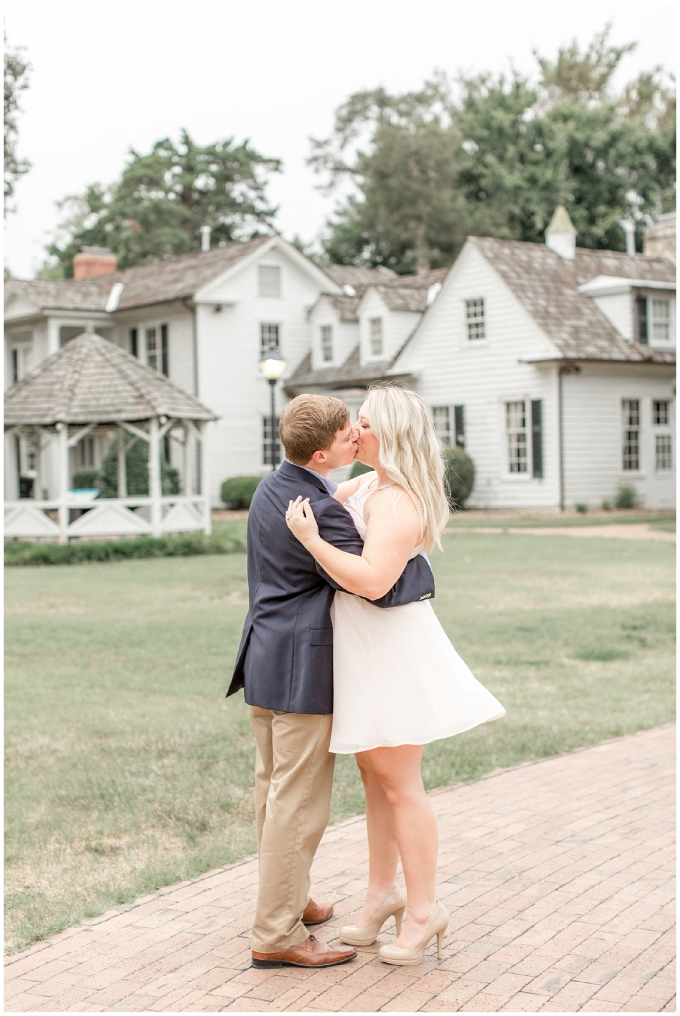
[260,322,281,356]
[465,298,486,341]
[258,265,282,299]
[432,406,451,446]
[652,398,673,472]
[262,415,282,466]
[650,296,672,343]
[369,317,383,357]
[320,325,333,364]
[505,399,529,476]
[622,398,641,473]
[9,343,32,385]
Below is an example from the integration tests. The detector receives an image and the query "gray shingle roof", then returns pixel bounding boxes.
[469,237,675,364]
[4,333,218,426]
[7,236,272,313]
[321,265,397,291]
[284,345,413,396]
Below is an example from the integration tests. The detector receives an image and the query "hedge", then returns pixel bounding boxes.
[443,446,475,508]
[5,531,246,567]
[221,475,262,509]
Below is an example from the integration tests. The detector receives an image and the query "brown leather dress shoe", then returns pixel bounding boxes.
[252,934,356,969]
[302,898,334,926]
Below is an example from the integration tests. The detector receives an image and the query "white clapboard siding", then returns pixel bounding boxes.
[563,364,676,509]
[195,245,324,502]
[359,289,421,365]
[395,242,561,509]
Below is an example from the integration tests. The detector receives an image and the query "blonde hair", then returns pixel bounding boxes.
[280,395,350,464]
[366,384,450,552]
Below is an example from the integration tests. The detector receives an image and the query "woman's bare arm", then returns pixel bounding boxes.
[286,487,421,600]
[333,470,377,504]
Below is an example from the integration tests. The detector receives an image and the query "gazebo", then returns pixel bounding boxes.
[4,328,218,543]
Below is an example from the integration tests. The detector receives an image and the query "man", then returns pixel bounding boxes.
[227,394,434,969]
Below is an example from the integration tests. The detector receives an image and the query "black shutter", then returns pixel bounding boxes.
[636,297,648,345]
[129,328,138,357]
[161,324,169,375]
[531,400,543,478]
[454,405,465,449]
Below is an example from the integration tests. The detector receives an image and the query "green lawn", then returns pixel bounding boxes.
[5,533,675,953]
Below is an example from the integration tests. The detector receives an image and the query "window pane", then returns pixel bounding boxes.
[258,265,281,298]
[623,430,639,470]
[262,416,281,465]
[260,323,280,355]
[432,407,451,445]
[146,328,157,370]
[321,325,333,363]
[653,400,669,425]
[369,318,383,356]
[466,298,486,340]
[622,399,639,427]
[651,298,670,341]
[506,400,527,473]
[656,434,672,470]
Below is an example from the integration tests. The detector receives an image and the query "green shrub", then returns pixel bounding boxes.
[443,446,475,508]
[220,475,262,509]
[72,469,100,490]
[601,499,612,511]
[350,461,373,479]
[615,485,639,510]
[5,531,246,567]
[575,503,588,514]
[98,438,179,497]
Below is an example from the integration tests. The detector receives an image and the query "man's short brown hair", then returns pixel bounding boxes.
[280,394,350,465]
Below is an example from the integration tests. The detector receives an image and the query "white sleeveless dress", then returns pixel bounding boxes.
[329,480,505,754]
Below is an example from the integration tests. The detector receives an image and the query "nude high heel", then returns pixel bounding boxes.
[378,901,449,965]
[338,887,406,946]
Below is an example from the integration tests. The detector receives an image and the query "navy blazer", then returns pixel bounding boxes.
[227,460,435,714]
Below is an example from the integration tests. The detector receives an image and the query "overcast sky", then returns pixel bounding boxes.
[4,0,676,279]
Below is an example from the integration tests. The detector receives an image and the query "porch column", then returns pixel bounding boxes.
[148,416,162,538]
[199,423,211,536]
[57,424,69,544]
[117,427,127,498]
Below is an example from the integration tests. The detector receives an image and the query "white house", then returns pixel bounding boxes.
[4,238,394,503]
[391,212,676,510]
[5,211,676,512]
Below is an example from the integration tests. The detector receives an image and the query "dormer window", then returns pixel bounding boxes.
[466,298,485,340]
[320,325,333,363]
[370,318,383,356]
[636,294,673,345]
[258,265,281,298]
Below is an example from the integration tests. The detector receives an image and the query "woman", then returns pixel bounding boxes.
[285,385,505,966]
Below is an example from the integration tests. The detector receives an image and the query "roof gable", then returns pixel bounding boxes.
[467,236,675,364]
[194,236,342,303]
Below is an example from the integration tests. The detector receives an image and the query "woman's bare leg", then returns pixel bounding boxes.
[362,744,439,948]
[353,752,400,925]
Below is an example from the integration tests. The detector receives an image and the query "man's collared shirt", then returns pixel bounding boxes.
[287,461,338,496]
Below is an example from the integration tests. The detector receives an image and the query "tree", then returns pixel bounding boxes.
[310,79,498,273]
[312,26,675,268]
[44,129,282,277]
[4,35,31,216]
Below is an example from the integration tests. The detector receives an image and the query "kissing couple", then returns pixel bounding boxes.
[227,385,505,970]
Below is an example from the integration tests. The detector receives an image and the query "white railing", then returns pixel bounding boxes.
[4,494,211,543]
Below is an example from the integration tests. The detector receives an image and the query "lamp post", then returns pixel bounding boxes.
[258,350,287,470]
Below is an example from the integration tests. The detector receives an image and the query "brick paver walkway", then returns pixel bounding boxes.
[5,726,675,1013]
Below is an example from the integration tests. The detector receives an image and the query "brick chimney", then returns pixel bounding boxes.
[73,246,117,280]
[643,213,676,263]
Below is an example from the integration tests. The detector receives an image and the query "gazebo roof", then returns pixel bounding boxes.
[4,332,218,427]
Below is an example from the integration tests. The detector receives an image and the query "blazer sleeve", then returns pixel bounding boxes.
[314,499,435,606]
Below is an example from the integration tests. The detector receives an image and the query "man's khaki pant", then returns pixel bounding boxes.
[250,706,335,953]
